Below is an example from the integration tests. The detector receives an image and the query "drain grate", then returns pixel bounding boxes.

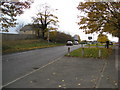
[33,67,39,70]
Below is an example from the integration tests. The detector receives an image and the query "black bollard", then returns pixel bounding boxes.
[106,41,109,49]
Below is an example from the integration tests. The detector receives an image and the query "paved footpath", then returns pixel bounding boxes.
[3,47,119,89]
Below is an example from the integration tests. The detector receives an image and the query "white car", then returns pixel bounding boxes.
[74,41,79,45]
[66,40,73,46]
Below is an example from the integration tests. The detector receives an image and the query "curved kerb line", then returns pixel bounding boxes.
[1,56,63,88]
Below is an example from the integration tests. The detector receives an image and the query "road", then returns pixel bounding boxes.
[2,45,80,87]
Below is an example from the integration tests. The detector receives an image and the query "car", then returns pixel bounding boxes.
[109,42,113,45]
[66,40,73,46]
[74,41,79,45]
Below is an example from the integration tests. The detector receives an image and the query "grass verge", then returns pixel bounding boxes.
[66,47,112,59]
[2,39,64,54]
[85,43,113,47]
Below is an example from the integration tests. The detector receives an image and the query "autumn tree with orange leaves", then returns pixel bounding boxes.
[77,2,120,46]
[0,1,31,32]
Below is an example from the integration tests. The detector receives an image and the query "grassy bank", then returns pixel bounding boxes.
[2,39,64,54]
[66,47,112,59]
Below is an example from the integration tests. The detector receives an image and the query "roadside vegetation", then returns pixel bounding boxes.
[2,39,64,54]
[85,43,113,47]
[66,47,112,59]
[2,30,74,54]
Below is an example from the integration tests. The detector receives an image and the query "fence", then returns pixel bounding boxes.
[2,33,37,41]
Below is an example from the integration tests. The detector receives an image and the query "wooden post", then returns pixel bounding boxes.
[88,44,90,48]
[81,44,83,48]
[68,47,70,56]
[96,43,98,48]
[99,49,101,57]
[82,48,84,57]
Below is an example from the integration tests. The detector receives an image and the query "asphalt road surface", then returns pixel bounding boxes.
[2,45,80,87]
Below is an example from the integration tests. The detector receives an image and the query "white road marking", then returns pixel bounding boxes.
[1,56,63,88]
[95,61,107,88]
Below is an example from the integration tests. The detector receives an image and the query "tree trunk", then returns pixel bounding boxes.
[37,31,40,38]
[36,30,40,39]
[42,31,45,39]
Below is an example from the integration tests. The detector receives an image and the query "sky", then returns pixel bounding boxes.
[7,0,119,42]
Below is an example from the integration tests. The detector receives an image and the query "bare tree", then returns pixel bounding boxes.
[32,4,59,39]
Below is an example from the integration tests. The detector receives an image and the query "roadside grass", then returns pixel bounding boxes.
[86,43,113,47]
[2,39,64,54]
[86,44,104,46]
[66,47,112,59]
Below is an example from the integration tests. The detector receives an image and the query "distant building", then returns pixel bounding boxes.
[19,25,35,35]
[74,35,79,41]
